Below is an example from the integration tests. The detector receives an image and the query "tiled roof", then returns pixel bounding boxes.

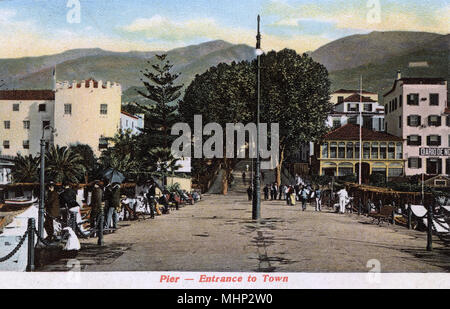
[343,93,377,103]
[323,124,402,141]
[0,90,55,101]
[384,77,446,97]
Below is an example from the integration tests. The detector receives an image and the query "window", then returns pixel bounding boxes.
[430,93,439,106]
[337,96,344,104]
[407,93,419,105]
[435,180,447,187]
[38,104,46,112]
[100,104,108,115]
[321,143,328,159]
[4,121,10,129]
[407,135,421,146]
[388,142,395,159]
[355,142,360,159]
[447,158,450,175]
[363,117,372,130]
[389,168,403,177]
[399,95,403,107]
[338,142,346,159]
[426,158,442,175]
[99,138,108,150]
[23,121,30,129]
[447,115,450,127]
[428,115,441,127]
[427,135,441,146]
[13,104,19,111]
[364,104,373,112]
[330,142,337,159]
[64,104,72,115]
[363,142,370,159]
[385,105,388,115]
[399,116,402,128]
[346,142,354,159]
[408,157,422,169]
[348,104,359,112]
[407,115,421,127]
[396,143,403,159]
[3,141,10,149]
[394,98,398,110]
[348,117,358,125]
[23,140,29,149]
[371,142,379,159]
[332,119,341,128]
[380,142,387,159]
[42,121,50,129]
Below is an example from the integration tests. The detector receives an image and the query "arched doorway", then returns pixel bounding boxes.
[355,162,370,184]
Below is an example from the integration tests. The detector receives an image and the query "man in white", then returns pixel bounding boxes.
[337,187,348,214]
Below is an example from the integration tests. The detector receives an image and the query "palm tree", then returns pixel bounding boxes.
[99,151,137,177]
[12,154,40,183]
[45,145,86,183]
[146,147,182,185]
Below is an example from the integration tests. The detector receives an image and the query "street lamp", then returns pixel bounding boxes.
[38,125,56,241]
[252,15,262,221]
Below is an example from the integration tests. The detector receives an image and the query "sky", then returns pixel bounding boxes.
[0,0,448,58]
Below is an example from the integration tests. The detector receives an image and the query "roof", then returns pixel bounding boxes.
[323,124,403,142]
[343,93,377,103]
[384,77,446,97]
[0,90,55,101]
[333,89,377,95]
[121,111,139,119]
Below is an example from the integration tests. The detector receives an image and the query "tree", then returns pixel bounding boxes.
[258,49,332,185]
[12,154,40,183]
[145,147,182,185]
[45,145,86,183]
[69,143,97,183]
[134,54,183,149]
[179,61,256,194]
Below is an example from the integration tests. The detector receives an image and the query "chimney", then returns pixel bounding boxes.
[396,70,402,80]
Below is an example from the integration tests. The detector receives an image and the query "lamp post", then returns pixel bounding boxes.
[252,15,263,221]
[38,125,56,241]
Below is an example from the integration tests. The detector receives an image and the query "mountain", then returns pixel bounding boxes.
[1,40,255,102]
[311,31,443,72]
[327,34,449,96]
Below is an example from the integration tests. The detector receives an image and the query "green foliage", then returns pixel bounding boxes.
[12,154,40,183]
[310,174,332,187]
[134,54,183,149]
[45,145,86,183]
[145,147,182,177]
[369,173,386,187]
[166,182,181,193]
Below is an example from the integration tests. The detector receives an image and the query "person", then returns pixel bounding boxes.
[145,180,157,218]
[289,186,296,206]
[89,181,104,235]
[105,182,121,231]
[272,183,278,201]
[44,182,60,241]
[59,181,79,227]
[337,187,348,214]
[242,172,246,185]
[300,186,309,211]
[247,186,253,201]
[263,184,269,201]
[314,186,322,212]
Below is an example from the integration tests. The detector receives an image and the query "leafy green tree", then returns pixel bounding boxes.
[12,154,40,183]
[144,147,182,185]
[258,49,332,185]
[134,54,183,149]
[179,61,256,194]
[45,145,86,183]
[69,143,97,183]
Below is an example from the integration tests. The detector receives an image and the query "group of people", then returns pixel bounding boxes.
[246,174,323,212]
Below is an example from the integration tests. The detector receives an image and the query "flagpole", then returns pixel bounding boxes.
[359,75,362,185]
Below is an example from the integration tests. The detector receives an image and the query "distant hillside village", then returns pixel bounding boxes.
[0,71,449,189]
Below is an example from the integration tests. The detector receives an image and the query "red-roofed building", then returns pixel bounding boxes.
[317,124,404,182]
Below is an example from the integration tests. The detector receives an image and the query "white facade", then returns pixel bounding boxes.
[120,112,144,135]
[384,76,449,176]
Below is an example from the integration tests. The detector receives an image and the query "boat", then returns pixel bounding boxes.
[4,197,38,208]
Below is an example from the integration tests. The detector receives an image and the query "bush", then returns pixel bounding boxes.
[310,175,332,186]
[369,173,386,187]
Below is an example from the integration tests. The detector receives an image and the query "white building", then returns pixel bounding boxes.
[120,111,144,135]
[384,74,449,176]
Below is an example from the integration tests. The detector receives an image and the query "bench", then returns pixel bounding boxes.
[369,205,395,226]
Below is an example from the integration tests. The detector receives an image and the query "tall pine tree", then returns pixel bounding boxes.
[135,54,183,149]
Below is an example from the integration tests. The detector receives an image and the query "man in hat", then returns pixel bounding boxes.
[90,181,104,233]
[44,181,60,240]
[105,182,121,230]
[59,181,79,227]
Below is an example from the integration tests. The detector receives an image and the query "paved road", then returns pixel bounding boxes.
[40,190,449,273]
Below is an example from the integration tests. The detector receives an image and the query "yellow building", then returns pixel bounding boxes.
[318,124,404,182]
[0,79,122,157]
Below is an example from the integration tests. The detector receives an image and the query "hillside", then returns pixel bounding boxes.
[311,31,443,72]
[328,34,449,97]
